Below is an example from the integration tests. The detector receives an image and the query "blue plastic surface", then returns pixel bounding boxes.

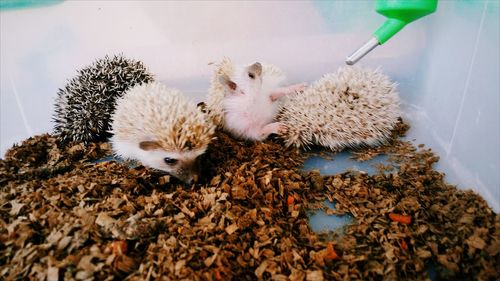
[308,200,354,233]
[303,150,392,176]
[304,150,392,233]
[0,0,63,10]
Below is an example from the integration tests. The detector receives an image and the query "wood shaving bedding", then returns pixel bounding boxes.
[1,121,498,280]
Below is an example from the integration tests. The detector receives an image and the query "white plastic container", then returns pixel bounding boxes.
[1,0,498,211]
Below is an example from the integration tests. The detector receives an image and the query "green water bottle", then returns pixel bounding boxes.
[346,0,438,65]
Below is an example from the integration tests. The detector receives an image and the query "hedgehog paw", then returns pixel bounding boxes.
[277,123,288,135]
[270,83,308,101]
[260,122,283,139]
[292,82,308,93]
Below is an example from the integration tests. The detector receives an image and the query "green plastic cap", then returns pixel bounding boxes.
[373,0,438,44]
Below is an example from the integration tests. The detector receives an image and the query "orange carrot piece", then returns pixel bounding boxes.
[401,240,408,251]
[287,195,295,206]
[110,240,128,255]
[325,242,339,260]
[215,268,222,280]
[389,213,412,224]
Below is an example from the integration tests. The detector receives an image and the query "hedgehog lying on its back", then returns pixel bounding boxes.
[277,66,401,150]
[206,58,307,141]
[110,82,216,184]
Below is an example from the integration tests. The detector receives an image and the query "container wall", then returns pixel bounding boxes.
[405,1,499,212]
[1,1,498,211]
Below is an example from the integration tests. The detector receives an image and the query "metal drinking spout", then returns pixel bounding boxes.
[346,37,379,65]
[346,0,438,65]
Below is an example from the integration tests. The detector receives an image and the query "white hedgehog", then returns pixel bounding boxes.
[110,82,216,183]
[206,58,307,141]
[277,66,401,150]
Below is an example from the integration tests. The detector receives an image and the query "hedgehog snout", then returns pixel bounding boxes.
[181,173,198,186]
[161,154,202,185]
[175,162,200,185]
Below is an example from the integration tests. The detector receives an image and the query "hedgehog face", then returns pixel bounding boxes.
[138,141,205,184]
[220,62,263,97]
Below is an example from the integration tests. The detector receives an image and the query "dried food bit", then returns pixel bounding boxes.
[306,270,324,281]
[225,223,239,235]
[389,213,412,224]
[287,195,295,206]
[324,243,340,260]
[158,175,171,185]
[113,255,138,274]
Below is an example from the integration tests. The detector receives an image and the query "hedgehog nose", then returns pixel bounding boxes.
[183,174,199,186]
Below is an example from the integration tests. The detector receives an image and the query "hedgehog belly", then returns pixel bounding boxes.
[222,94,278,141]
[206,58,287,135]
[277,66,401,151]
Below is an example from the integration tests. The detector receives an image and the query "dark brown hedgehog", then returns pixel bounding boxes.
[52,54,154,144]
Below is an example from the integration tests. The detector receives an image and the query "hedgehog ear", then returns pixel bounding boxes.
[219,75,237,91]
[139,141,162,151]
[247,62,262,79]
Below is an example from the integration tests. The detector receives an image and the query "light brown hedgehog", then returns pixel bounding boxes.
[110,82,216,183]
[206,58,307,141]
[277,66,401,151]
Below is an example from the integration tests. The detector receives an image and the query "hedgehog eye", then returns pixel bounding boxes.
[164,157,178,165]
[248,72,255,79]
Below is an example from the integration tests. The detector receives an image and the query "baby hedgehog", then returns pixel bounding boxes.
[53,54,154,144]
[206,58,306,141]
[110,82,216,184]
[277,66,401,150]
